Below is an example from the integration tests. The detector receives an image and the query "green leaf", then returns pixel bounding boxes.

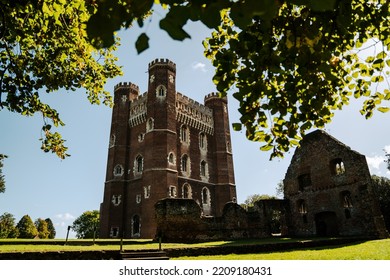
[232,123,242,131]
[260,144,274,151]
[135,33,149,54]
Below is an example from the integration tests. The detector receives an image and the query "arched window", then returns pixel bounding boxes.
[109,134,116,148]
[199,132,206,150]
[136,155,143,172]
[113,164,124,177]
[180,125,189,143]
[297,199,307,214]
[331,158,346,175]
[168,152,175,165]
[156,85,166,97]
[182,183,192,199]
[147,118,154,132]
[181,154,190,174]
[202,187,210,205]
[200,160,207,177]
[341,191,353,208]
[112,195,121,206]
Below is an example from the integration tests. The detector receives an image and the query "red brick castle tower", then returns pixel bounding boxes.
[100,59,236,238]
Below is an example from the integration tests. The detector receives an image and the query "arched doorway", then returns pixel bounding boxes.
[315,211,339,236]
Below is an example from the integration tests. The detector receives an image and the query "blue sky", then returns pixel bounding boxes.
[1,8,390,239]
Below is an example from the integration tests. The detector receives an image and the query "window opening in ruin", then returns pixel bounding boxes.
[331,158,346,175]
[341,191,353,208]
[298,199,307,214]
[298,173,312,191]
[182,183,192,198]
[136,194,141,204]
[132,215,140,236]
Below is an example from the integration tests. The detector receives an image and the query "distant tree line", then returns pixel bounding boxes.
[0,213,55,239]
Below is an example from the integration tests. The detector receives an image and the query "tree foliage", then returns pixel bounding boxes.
[35,218,50,239]
[45,218,56,239]
[0,154,7,193]
[0,0,122,159]
[0,212,19,238]
[242,193,277,208]
[87,0,389,159]
[16,214,38,238]
[371,175,390,231]
[72,210,99,239]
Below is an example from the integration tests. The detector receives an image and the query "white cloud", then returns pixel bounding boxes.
[384,145,390,154]
[55,213,75,221]
[366,155,385,170]
[192,62,207,72]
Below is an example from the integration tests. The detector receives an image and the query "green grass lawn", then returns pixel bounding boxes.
[1,238,390,260]
[174,239,390,260]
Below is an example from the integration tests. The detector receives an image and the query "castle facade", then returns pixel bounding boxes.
[99,59,236,239]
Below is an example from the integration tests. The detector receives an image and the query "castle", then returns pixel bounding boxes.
[99,59,236,239]
[100,59,387,241]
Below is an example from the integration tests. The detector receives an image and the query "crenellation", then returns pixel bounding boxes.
[148,58,176,71]
[114,82,140,93]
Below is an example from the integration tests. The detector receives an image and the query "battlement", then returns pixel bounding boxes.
[148,58,176,71]
[204,92,227,102]
[114,82,139,92]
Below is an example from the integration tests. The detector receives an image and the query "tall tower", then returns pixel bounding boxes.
[100,59,237,239]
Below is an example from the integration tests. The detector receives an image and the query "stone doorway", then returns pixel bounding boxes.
[315,211,339,236]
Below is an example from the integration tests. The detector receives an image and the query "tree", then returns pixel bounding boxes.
[0,154,7,193]
[241,194,277,208]
[371,175,390,231]
[0,212,19,238]
[72,210,99,239]
[16,214,38,238]
[45,218,56,239]
[0,0,122,159]
[35,218,50,239]
[86,0,389,159]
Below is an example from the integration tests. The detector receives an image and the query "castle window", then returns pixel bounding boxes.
[226,141,232,153]
[168,152,175,165]
[298,173,312,191]
[297,199,307,214]
[136,194,141,204]
[138,133,145,142]
[202,187,211,205]
[110,227,119,238]
[144,186,151,199]
[156,85,166,97]
[146,118,154,132]
[112,195,121,206]
[181,154,190,175]
[132,215,140,237]
[113,164,124,177]
[180,125,189,143]
[199,132,207,150]
[200,160,208,178]
[331,158,345,175]
[169,186,177,198]
[182,183,192,199]
[134,155,144,176]
[341,191,353,208]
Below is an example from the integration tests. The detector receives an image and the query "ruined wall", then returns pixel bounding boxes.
[283,130,388,238]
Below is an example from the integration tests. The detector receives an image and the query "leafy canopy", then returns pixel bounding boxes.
[0,0,122,159]
[72,210,99,239]
[88,0,390,159]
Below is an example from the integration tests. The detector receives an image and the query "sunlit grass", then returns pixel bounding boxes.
[174,239,390,260]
